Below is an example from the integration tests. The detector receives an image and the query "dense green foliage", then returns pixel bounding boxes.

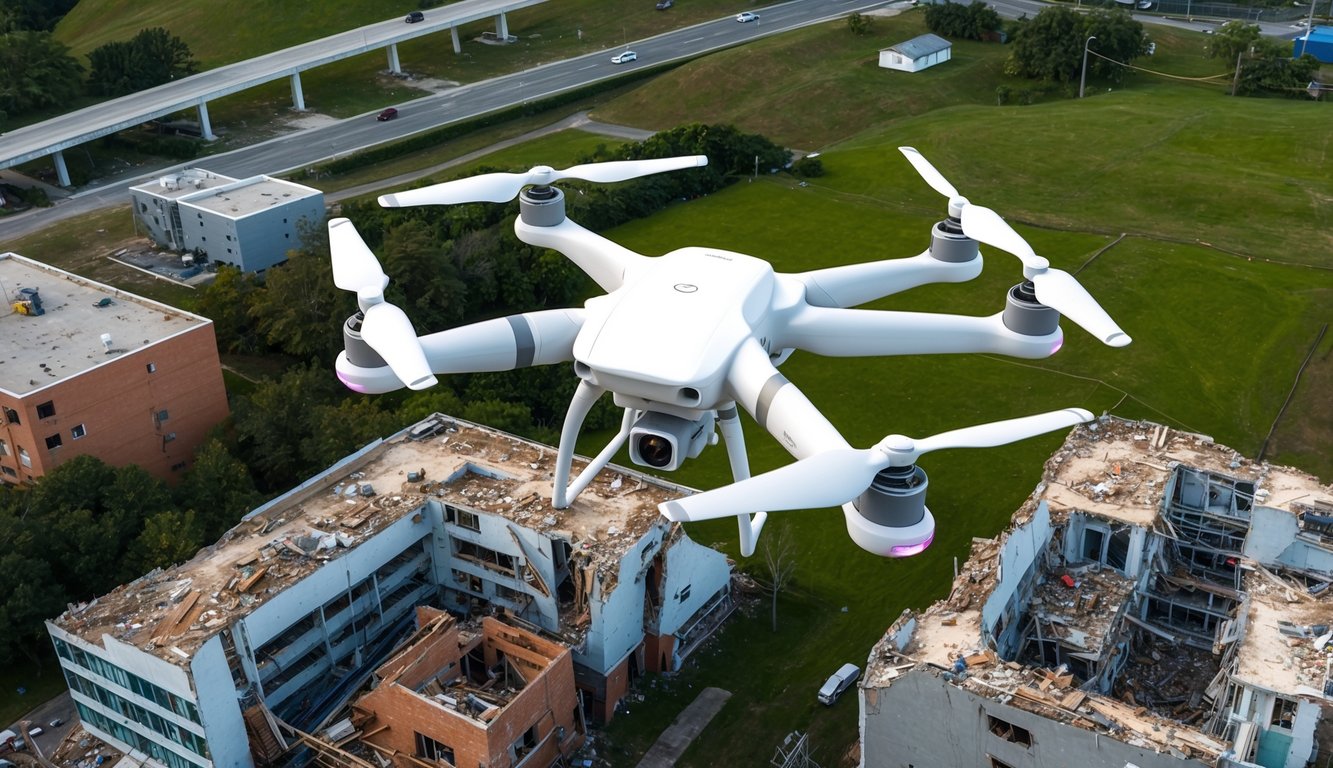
[1236,39,1321,96]
[924,1,1002,41]
[0,0,79,32]
[0,30,83,117]
[87,26,197,96]
[1007,7,1149,83]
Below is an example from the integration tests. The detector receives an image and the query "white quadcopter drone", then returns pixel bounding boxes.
[328,147,1130,558]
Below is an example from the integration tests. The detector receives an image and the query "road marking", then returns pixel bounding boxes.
[683,36,705,43]
[578,64,599,71]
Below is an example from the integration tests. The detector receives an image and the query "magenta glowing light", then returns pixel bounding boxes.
[1050,337,1064,355]
[889,533,935,558]
[337,369,371,394]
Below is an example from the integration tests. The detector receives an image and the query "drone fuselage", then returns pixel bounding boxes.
[572,247,782,413]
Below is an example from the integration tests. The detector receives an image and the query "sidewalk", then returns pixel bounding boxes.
[635,687,732,768]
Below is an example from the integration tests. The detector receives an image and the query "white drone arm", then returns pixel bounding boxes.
[777,306,1063,360]
[514,216,651,293]
[418,308,586,374]
[793,252,983,308]
[726,337,851,461]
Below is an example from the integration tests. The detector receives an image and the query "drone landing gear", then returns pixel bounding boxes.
[717,404,767,557]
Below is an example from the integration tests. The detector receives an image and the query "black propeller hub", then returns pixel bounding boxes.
[1012,280,1039,305]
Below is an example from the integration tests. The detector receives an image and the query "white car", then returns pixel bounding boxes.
[818,663,860,705]
[611,50,638,64]
[736,11,760,22]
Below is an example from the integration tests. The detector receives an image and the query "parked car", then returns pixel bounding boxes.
[611,50,638,64]
[25,728,42,738]
[47,720,63,729]
[377,107,399,121]
[736,11,760,22]
[405,11,425,23]
[656,0,673,8]
[817,663,860,705]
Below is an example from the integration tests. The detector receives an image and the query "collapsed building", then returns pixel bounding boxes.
[861,417,1333,768]
[47,415,735,768]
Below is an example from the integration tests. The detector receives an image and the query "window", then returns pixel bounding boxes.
[0,466,15,477]
[414,733,454,764]
[163,433,177,445]
[71,424,87,439]
[156,409,170,424]
[4,407,19,425]
[146,363,157,373]
[987,715,1032,746]
[1272,696,1298,729]
[45,434,62,450]
[1081,528,1105,562]
[37,401,55,418]
[17,447,31,468]
[457,508,480,531]
[0,439,7,455]
[171,461,188,472]
[989,758,1016,768]
[677,584,692,602]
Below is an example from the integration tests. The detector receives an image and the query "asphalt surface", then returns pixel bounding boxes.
[634,687,732,768]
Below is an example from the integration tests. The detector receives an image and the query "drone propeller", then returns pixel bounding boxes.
[898,147,1130,348]
[659,408,1094,523]
[328,218,438,390]
[378,155,709,208]
[960,206,1131,348]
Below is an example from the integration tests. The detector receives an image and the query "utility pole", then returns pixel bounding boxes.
[1079,36,1098,98]
[1231,50,1244,95]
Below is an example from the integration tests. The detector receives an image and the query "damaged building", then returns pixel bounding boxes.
[46,415,734,768]
[861,417,1333,768]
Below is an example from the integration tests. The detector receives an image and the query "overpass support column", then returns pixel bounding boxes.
[53,151,71,188]
[290,72,306,111]
[496,12,509,41]
[387,43,401,74]
[197,99,216,141]
[450,25,461,53]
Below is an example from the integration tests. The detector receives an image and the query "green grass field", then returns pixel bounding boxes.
[7,4,1332,765]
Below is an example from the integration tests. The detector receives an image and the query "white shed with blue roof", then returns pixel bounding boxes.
[879,33,952,72]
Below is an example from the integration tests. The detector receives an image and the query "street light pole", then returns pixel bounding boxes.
[1079,36,1098,98]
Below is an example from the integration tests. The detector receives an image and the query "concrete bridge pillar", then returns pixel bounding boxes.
[53,151,71,188]
[198,99,216,141]
[387,43,401,74]
[290,72,306,111]
[496,12,509,41]
[451,25,461,53]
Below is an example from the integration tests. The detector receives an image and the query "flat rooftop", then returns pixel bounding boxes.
[54,416,697,665]
[0,253,209,396]
[866,416,1333,762]
[129,169,236,200]
[180,176,321,218]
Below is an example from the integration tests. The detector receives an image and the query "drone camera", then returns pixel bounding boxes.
[629,412,715,471]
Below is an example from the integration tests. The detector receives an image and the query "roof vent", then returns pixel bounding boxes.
[101,333,114,354]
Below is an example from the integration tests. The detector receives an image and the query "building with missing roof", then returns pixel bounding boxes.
[47,415,733,768]
[859,417,1333,768]
[0,252,228,483]
[130,169,324,274]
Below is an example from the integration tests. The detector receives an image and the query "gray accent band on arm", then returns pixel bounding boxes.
[718,405,738,421]
[507,315,536,369]
[754,374,789,430]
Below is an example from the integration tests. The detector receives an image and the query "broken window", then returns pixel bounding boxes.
[458,508,480,531]
[1271,696,1297,730]
[4,407,19,425]
[987,715,1032,747]
[45,434,62,450]
[988,757,1017,768]
[677,584,691,602]
[36,401,55,418]
[1081,528,1106,562]
[413,732,454,763]
[1106,527,1131,570]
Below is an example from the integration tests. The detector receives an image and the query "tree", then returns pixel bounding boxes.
[232,361,344,490]
[925,1,1000,41]
[0,504,68,667]
[196,266,263,353]
[847,12,873,35]
[1,0,79,32]
[177,438,262,540]
[1207,20,1261,62]
[88,27,197,97]
[762,527,798,632]
[1006,7,1086,82]
[250,223,351,360]
[1083,10,1150,82]
[0,31,83,115]
[125,509,204,576]
[1236,40,1320,97]
[380,218,468,332]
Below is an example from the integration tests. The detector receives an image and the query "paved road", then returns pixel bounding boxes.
[0,0,887,244]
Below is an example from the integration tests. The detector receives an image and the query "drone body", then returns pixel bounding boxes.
[331,150,1130,558]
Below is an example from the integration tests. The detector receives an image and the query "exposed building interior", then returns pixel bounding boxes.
[862,418,1333,768]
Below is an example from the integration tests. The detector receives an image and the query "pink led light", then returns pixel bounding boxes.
[1050,337,1064,355]
[889,533,935,558]
[337,369,371,394]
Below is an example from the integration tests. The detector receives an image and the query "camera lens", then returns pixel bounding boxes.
[637,435,673,468]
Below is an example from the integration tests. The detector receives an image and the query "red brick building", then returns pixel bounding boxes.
[0,253,229,483]
[352,607,584,768]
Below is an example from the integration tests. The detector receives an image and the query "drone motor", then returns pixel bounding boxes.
[1002,280,1060,338]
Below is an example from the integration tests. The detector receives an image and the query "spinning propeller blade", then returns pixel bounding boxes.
[328,218,438,390]
[960,207,1131,348]
[898,146,958,199]
[660,408,1094,523]
[378,156,708,208]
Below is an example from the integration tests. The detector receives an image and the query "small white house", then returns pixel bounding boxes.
[879,33,952,72]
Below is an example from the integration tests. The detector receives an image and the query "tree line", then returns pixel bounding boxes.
[0,24,196,124]
[0,123,790,667]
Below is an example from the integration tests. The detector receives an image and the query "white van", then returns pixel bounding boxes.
[817,663,860,705]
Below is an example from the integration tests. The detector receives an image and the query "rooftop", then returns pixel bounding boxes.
[179,176,322,219]
[867,416,1333,762]
[0,253,209,396]
[53,415,697,665]
[129,169,236,200]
